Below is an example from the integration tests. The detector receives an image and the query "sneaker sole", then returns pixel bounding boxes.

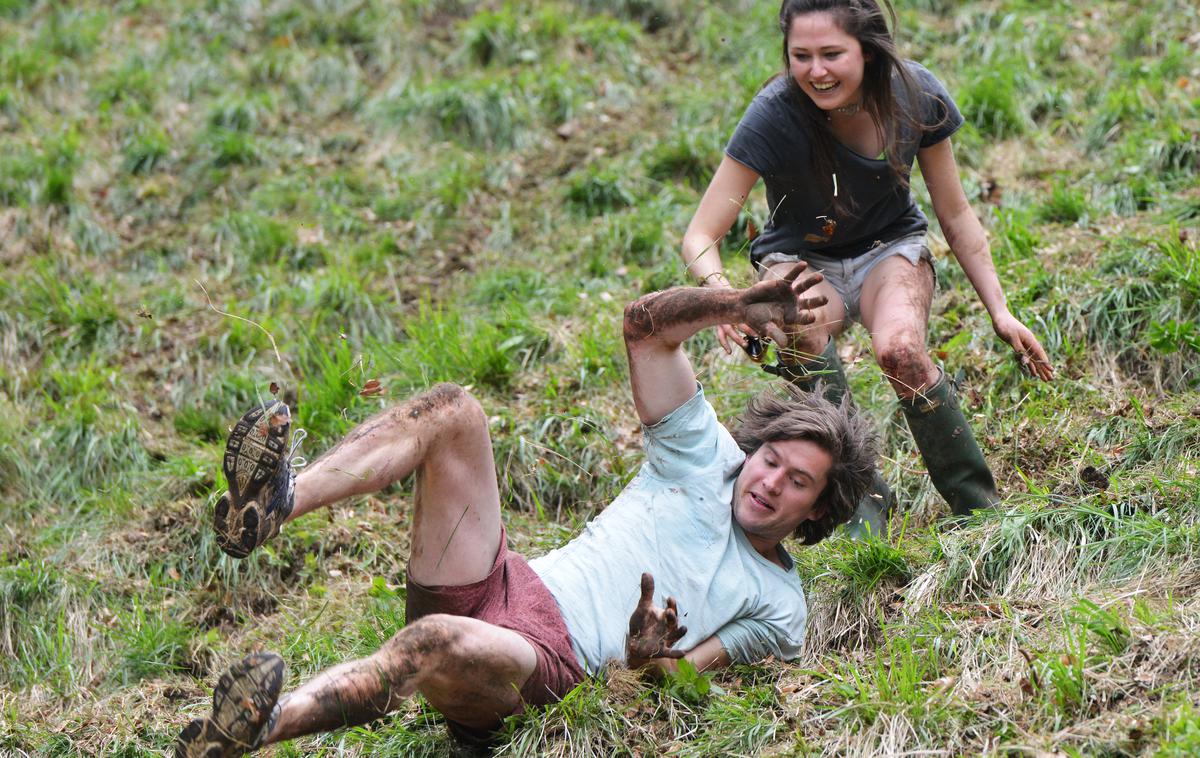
[214,401,291,559]
[213,492,260,559]
[224,401,290,504]
[176,652,285,758]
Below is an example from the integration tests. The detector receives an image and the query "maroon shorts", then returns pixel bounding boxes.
[405,527,585,714]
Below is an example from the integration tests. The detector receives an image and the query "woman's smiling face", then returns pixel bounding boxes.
[786,11,867,113]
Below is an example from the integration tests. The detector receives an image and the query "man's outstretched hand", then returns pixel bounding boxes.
[626,573,687,669]
[738,262,827,346]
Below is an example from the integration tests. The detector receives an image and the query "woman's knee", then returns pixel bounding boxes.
[873,332,936,395]
[783,292,844,359]
[782,326,830,360]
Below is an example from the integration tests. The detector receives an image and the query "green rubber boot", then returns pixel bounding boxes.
[764,337,850,405]
[766,339,892,539]
[901,370,999,517]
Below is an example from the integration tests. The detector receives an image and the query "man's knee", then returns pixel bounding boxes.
[386,615,492,697]
[409,382,476,420]
[389,383,485,437]
[381,614,465,667]
[405,615,531,725]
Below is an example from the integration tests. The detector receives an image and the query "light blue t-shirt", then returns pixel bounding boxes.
[529,387,809,673]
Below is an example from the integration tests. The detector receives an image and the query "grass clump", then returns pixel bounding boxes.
[567,166,636,215]
[645,132,717,190]
[386,300,549,393]
[825,535,914,597]
[376,75,533,149]
[1037,183,1089,225]
[39,127,82,206]
[1151,700,1200,756]
[956,66,1031,139]
[817,630,958,726]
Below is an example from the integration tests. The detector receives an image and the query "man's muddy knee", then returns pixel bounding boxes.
[377,383,486,441]
[386,614,464,657]
[371,614,465,692]
[337,384,475,451]
[403,383,474,421]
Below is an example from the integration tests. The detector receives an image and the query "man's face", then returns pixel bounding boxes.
[733,439,832,550]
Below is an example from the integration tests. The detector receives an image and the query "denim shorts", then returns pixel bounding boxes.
[757,233,935,323]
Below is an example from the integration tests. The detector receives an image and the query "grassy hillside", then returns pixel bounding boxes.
[2,0,1198,754]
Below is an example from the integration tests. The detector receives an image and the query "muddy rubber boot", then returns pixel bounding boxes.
[842,470,891,539]
[766,339,893,538]
[901,370,999,517]
[764,337,849,405]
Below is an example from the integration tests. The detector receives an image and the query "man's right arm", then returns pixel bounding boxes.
[622,264,826,425]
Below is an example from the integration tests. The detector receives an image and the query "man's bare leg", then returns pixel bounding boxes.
[287,382,504,586]
[263,614,537,744]
[184,386,538,754]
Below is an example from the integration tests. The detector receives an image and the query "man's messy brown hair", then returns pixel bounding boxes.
[732,384,879,545]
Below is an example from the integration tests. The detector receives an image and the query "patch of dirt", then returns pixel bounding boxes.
[190,584,279,630]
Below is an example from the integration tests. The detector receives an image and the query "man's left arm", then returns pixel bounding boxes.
[626,573,732,675]
[623,264,826,425]
[635,636,733,678]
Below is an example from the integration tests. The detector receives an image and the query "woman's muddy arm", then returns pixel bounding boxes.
[919,139,1054,381]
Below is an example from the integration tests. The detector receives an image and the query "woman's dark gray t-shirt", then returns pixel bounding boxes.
[725,61,963,263]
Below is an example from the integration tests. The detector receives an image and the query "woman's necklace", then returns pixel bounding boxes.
[831,101,861,117]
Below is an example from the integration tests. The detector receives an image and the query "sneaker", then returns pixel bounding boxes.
[213,400,297,559]
[175,652,285,758]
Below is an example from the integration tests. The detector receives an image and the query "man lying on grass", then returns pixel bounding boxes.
[177,262,876,757]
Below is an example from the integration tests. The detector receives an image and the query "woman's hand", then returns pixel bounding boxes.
[714,322,753,354]
[707,264,826,354]
[992,311,1054,381]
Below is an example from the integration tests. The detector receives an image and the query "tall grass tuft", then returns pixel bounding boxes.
[39,127,81,206]
[567,166,636,215]
[385,300,549,393]
[375,76,531,149]
[956,66,1031,139]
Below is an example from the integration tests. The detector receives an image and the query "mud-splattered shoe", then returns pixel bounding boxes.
[175,651,285,758]
[213,400,296,558]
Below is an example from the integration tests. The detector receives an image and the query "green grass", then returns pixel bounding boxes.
[1,0,1199,754]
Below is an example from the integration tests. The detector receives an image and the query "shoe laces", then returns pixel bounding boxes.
[288,428,308,469]
[251,703,282,750]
